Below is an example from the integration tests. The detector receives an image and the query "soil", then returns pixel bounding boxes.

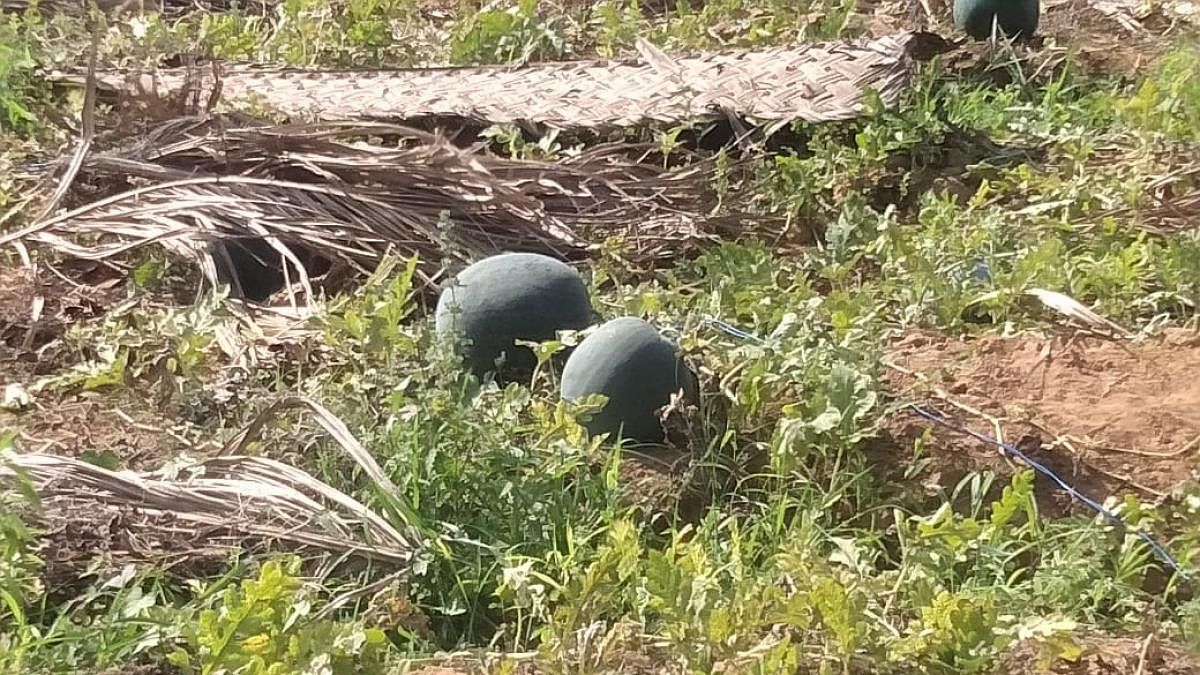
[0,260,122,381]
[5,391,196,469]
[0,261,200,469]
[997,634,1200,674]
[614,445,713,529]
[879,329,1200,515]
[1040,1,1178,77]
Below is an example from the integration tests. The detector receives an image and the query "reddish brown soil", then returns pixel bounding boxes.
[881,329,1200,515]
[997,634,1200,674]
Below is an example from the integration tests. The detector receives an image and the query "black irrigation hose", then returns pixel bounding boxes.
[701,316,1189,581]
[908,404,1188,579]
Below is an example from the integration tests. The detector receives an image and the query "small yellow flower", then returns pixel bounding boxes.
[241,634,271,655]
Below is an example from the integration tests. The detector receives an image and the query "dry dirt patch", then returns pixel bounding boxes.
[1036,0,1177,76]
[881,329,1200,513]
[862,0,1182,79]
[0,262,198,468]
[0,261,121,380]
[5,393,194,469]
[998,634,1200,674]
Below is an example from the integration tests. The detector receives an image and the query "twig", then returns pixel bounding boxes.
[1071,432,1200,459]
[32,31,100,224]
[1038,429,1167,499]
[1134,633,1156,675]
[882,359,1018,469]
[312,570,406,621]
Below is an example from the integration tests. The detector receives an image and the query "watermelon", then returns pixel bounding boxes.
[953,0,1039,40]
[435,252,593,380]
[560,317,698,442]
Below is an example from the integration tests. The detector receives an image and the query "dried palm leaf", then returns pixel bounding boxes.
[6,115,758,300]
[0,396,420,572]
[1025,288,1134,338]
[1094,163,1200,236]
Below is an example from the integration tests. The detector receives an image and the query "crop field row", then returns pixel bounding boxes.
[1,0,1199,673]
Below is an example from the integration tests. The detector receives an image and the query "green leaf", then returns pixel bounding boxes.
[988,470,1036,535]
[811,577,862,657]
[132,258,165,288]
[808,406,842,433]
[82,350,129,390]
[79,450,122,471]
[166,648,191,667]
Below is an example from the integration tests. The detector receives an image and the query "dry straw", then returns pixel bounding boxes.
[19,33,947,299]
[0,397,421,572]
[1099,163,1200,236]
[3,115,756,300]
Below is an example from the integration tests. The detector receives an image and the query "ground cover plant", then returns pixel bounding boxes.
[2,0,1200,673]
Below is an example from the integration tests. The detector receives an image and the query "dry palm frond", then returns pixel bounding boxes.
[0,396,420,574]
[1095,163,1200,236]
[4,115,753,300]
[1025,288,1134,338]
[54,33,929,129]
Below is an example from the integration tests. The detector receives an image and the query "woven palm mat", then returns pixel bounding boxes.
[69,32,933,129]
[0,0,272,15]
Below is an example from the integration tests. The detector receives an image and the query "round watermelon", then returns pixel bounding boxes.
[435,252,594,380]
[560,316,698,442]
[953,0,1039,40]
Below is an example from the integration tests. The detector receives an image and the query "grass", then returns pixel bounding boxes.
[2,0,1200,673]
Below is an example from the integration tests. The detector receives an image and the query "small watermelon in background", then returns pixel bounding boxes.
[953,0,1039,40]
[435,252,594,380]
[560,316,699,443]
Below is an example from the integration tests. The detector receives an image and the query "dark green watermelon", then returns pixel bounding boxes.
[953,0,1039,40]
[435,252,593,380]
[560,317,698,442]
